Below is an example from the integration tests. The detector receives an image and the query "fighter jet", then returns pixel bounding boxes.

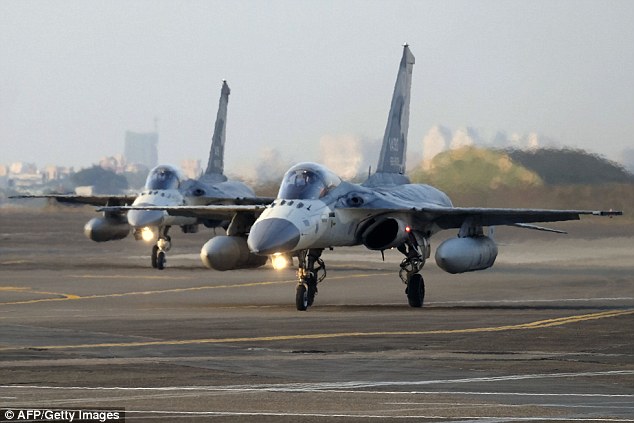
[12,81,272,270]
[116,45,622,309]
[245,45,623,309]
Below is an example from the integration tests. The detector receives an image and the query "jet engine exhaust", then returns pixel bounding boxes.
[201,235,268,271]
[435,236,498,274]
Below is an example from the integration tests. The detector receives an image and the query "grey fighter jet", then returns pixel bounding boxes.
[12,81,272,270]
[116,45,621,309]
[247,44,620,309]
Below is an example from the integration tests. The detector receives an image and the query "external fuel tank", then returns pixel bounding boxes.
[435,236,498,274]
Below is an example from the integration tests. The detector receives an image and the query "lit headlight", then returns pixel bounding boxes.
[141,227,155,242]
[271,253,289,270]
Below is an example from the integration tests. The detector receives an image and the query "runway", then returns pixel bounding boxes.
[1,207,633,421]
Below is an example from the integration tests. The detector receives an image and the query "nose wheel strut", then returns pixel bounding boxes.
[295,249,326,311]
[151,227,172,270]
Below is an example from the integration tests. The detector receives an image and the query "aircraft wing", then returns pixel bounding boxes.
[338,205,622,231]
[412,206,622,229]
[98,204,267,221]
[9,194,137,207]
[193,196,275,206]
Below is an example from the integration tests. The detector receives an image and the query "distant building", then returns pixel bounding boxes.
[0,165,8,190]
[7,162,43,188]
[42,165,73,182]
[124,131,158,169]
[75,186,95,195]
[9,162,38,175]
[99,154,126,173]
[181,159,202,179]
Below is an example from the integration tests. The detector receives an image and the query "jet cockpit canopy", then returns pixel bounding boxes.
[278,162,342,200]
[144,165,182,190]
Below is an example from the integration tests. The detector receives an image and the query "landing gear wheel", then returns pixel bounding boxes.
[151,245,159,268]
[157,251,166,270]
[306,274,318,307]
[296,284,308,311]
[406,273,425,308]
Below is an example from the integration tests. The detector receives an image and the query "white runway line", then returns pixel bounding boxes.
[2,369,633,395]
[120,410,634,422]
[427,297,634,305]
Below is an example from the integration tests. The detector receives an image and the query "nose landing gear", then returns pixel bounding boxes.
[295,249,326,311]
[151,227,172,270]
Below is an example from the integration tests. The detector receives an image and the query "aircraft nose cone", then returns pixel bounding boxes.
[248,218,300,255]
[127,209,165,228]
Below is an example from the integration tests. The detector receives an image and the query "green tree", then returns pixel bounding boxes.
[71,166,129,194]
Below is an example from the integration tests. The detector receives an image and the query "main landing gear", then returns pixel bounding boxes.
[291,236,429,311]
[151,227,172,270]
[398,236,429,308]
[295,249,326,311]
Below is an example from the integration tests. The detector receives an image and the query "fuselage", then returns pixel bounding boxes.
[128,189,196,228]
[127,165,256,230]
[247,162,452,255]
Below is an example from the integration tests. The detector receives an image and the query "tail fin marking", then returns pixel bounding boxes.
[376,44,415,175]
[364,45,415,187]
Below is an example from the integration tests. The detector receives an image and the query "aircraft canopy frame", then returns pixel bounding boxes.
[278,163,342,200]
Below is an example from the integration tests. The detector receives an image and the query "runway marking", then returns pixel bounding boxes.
[115,410,634,421]
[0,286,81,301]
[385,402,634,410]
[0,273,390,306]
[69,274,192,280]
[3,374,634,421]
[1,308,632,351]
[428,297,634,305]
[4,381,633,396]
[4,371,633,392]
[0,279,297,305]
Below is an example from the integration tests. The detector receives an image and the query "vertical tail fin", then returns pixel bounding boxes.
[205,80,230,178]
[365,45,415,186]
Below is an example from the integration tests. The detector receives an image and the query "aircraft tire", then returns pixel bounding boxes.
[157,251,166,270]
[306,275,317,307]
[151,245,159,268]
[296,284,308,311]
[406,273,425,308]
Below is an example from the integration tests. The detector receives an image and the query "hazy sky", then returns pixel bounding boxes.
[2,0,633,175]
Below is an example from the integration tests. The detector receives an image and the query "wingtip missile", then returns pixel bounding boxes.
[594,210,623,217]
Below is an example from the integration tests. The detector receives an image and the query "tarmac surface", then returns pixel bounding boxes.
[1,206,633,422]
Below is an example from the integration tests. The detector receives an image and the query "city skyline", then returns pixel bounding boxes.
[2,1,633,176]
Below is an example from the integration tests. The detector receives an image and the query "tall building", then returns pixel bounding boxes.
[124,131,158,169]
[180,159,202,179]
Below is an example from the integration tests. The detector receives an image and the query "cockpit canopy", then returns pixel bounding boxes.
[278,163,342,200]
[144,165,182,190]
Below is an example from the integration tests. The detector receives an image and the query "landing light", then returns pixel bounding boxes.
[141,227,155,242]
[271,253,289,270]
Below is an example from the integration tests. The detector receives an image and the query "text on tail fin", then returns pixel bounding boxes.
[376,45,415,175]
